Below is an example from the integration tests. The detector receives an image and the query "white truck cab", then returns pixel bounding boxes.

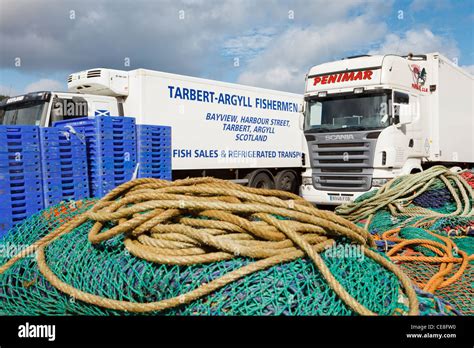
[300,53,473,205]
[0,90,118,127]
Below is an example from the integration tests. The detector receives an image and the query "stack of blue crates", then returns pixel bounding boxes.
[54,116,137,197]
[0,125,44,237]
[39,127,89,207]
[137,125,172,180]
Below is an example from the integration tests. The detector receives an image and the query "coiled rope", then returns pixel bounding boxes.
[336,166,474,228]
[335,166,473,296]
[378,228,473,293]
[0,177,419,315]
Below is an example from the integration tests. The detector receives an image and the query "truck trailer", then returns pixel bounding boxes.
[300,52,474,205]
[0,69,306,192]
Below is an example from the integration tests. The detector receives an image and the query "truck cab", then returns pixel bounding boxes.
[0,91,118,126]
[300,53,435,205]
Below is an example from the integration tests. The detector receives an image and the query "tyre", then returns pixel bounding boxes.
[248,171,275,189]
[275,170,298,193]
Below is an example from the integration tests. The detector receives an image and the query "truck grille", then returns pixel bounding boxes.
[309,133,377,192]
[314,142,370,169]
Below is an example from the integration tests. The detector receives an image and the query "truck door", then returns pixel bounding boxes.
[87,98,119,117]
[407,94,423,155]
[46,95,89,126]
[90,101,112,117]
[392,91,422,162]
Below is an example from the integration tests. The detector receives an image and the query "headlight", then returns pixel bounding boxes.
[302,177,313,185]
[372,178,390,187]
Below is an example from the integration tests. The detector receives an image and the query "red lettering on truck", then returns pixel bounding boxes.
[313,69,374,86]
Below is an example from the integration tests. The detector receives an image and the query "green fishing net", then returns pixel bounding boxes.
[0,200,456,316]
[351,172,474,315]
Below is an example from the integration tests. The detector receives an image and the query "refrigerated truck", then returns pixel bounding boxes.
[0,69,306,191]
[300,52,474,205]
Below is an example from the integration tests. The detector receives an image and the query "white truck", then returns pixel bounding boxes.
[300,52,474,205]
[0,69,306,191]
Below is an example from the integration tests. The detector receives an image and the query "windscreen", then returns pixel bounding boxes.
[0,101,48,125]
[305,91,391,132]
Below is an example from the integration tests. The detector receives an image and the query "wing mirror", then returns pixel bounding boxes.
[298,103,304,113]
[394,103,412,126]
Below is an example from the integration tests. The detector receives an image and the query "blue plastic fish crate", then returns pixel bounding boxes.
[0,125,39,137]
[54,116,136,140]
[138,152,171,165]
[137,124,171,136]
[41,159,88,177]
[89,156,137,168]
[0,160,42,174]
[0,199,43,237]
[0,125,44,236]
[0,128,42,184]
[0,171,42,183]
[0,125,40,149]
[0,217,26,238]
[0,151,41,165]
[53,116,137,145]
[0,180,44,236]
[90,177,131,198]
[136,125,172,180]
[54,116,136,129]
[88,138,137,149]
[39,127,90,207]
[39,129,86,147]
[52,117,138,198]
[0,143,40,152]
[42,173,89,207]
[0,195,44,211]
[40,129,87,164]
[0,177,43,194]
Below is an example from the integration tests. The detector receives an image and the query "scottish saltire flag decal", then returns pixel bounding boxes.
[95,109,110,116]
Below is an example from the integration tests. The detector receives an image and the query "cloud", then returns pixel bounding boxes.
[222,28,276,59]
[461,65,474,75]
[0,84,17,96]
[237,14,388,92]
[369,29,460,60]
[0,0,469,95]
[24,79,64,93]
[0,0,390,84]
[0,0,285,77]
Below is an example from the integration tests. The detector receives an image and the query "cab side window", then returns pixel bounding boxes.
[394,92,409,104]
[393,91,409,124]
[50,97,88,124]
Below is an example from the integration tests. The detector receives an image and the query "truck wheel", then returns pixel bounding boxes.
[275,170,298,193]
[248,171,275,189]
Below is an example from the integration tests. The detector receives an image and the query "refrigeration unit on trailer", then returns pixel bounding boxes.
[300,52,474,205]
[64,68,306,191]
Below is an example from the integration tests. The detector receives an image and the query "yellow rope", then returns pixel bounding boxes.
[336,166,474,224]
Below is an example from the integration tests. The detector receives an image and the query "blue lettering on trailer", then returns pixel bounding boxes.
[173,149,192,158]
[194,149,218,158]
[167,85,299,112]
[173,148,301,159]
[203,111,292,144]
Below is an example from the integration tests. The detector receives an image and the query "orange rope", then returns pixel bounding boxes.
[379,228,472,293]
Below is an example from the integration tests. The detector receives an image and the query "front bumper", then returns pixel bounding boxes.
[299,183,371,205]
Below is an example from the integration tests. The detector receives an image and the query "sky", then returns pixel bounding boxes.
[0,0,472,96]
